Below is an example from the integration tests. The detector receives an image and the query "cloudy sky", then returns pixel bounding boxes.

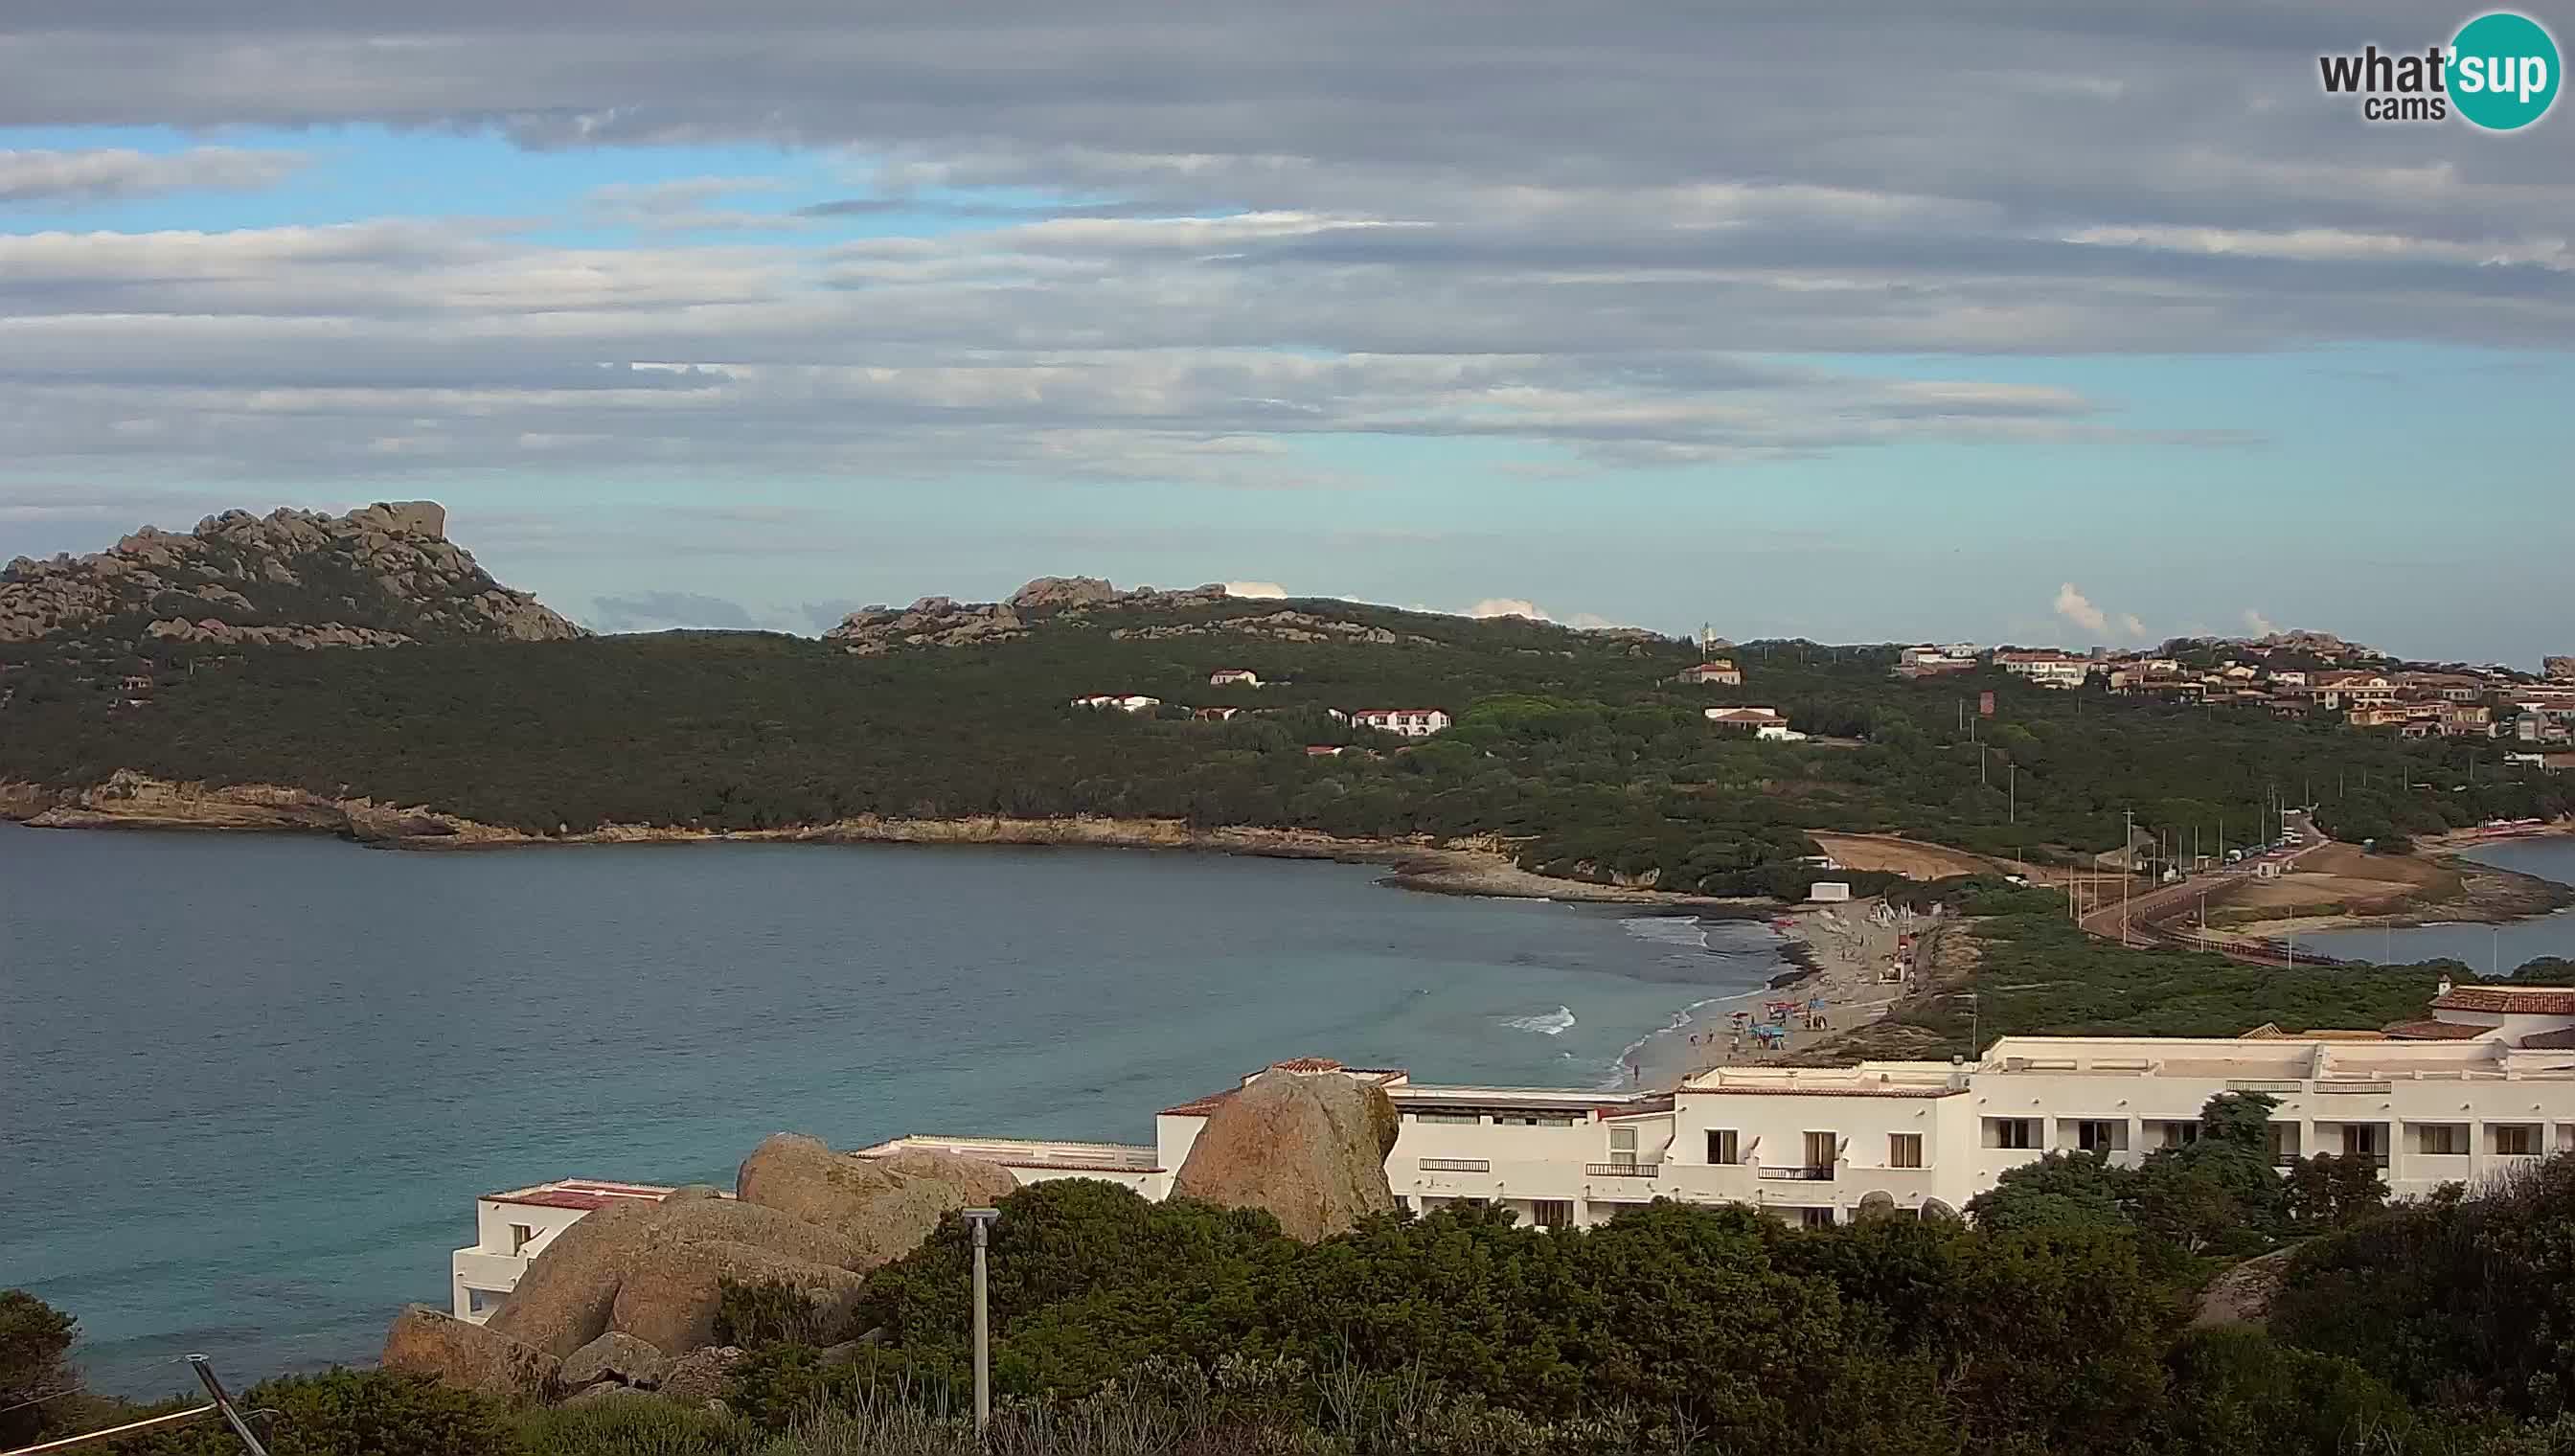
[1,2,2568,659]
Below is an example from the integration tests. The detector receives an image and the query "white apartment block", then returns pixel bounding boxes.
[1994,651,2092,690]
[1351,708,1451,738]
[450,1179,695,1322]
[450,990,2575,1300]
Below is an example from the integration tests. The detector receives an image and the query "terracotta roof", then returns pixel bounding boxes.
[1271,1056,1346,1073]
[2380,1018,2494,1041]
[1679,1083,1967,1099]
[1159,1090,1235,1117]
[2432,987,2575,1015]
[2518,1027,2575,1050]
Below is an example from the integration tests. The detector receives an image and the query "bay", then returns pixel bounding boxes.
[0,823,1782,1396]
[2299,835,2575,972]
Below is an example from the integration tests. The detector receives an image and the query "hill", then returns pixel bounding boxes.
[0,518,2564,897]
[0,501,581,664]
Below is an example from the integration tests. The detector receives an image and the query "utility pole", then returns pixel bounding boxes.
[2008,762,2016,824]
[963,1208,1001,1437]
[2122,808,2133,947]
[190,1356,271,1456]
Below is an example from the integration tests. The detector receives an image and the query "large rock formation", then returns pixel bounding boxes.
[736,1134,1019,1267]
[559,1331,670,1391]
[2546,655,2575,682]
[380,1305,562,1401]
[2191,1246,2298,1330]
[472,1140,1012,1381]
[822,577,1231,654]
[1170,1064,1400,1240]
[0,500,581,649]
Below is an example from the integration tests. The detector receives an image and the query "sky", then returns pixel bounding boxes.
[0,2,2568,662]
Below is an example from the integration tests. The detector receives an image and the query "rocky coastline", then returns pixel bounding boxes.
[0,772,1744,907]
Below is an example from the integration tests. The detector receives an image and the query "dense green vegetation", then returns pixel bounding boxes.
[26,1133,2575,1453]
[3,602,2562,896]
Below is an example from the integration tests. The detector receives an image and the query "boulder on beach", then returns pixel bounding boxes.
[380,1305,561,1402]
[608,1239,868,1354]
[1170,1064,1400,1240]
[559,1331,669,1391]
[736,1133,1018,1266]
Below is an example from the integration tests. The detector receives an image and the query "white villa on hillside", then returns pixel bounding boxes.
[1071,694,1162,714]
[1705,706,1805,741]
[1351,708,1450,738]
[449,986,2575,1308]
[450,1179,697,1322]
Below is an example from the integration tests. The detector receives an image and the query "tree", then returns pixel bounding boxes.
[0,1291,78,1446]
[2282,1152,2387,1231]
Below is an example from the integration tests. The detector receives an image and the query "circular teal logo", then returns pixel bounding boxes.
[2451,11,2560,130]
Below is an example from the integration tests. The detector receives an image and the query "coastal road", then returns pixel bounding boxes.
[2075,811,2335,959]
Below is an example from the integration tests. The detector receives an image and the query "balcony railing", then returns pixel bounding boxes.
[1584,1162,1657,1177]
[2225,1079,2306,1093]
[2313,1081,2393,1095]
[1756,1166,1835,1182]
[1417,1157,1490,1173]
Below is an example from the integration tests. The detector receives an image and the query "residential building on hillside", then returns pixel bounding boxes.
[1704,706,1805,740]
[2313,672,2397,710]
[1194,706,1245,722]
[452,985,2575,1304]
[1894,645,1976,680]
[451,1180,696,1323]
[1352,708,1450,738]
[1072,694,1163,713]
[1208,669,1263,687]
[1994,650,2090,689]
[1678,660,1743,686]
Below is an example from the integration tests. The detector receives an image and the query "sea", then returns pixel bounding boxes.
[0,823,1787,1397]
[2300,835,2575,973]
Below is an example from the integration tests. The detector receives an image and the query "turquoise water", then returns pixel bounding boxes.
[0,824,1783,1396]
[2299,836,2575,973]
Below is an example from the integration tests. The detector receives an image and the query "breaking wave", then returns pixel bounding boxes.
[1502,1005,1578,1035]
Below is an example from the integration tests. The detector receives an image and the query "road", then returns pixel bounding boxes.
[2073,811,2344,964]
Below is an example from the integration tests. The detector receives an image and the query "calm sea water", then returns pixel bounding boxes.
[0,824,1783,1396]
[2301,836,2575,972]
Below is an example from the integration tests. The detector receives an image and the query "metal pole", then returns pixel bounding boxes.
[189,1356,270,1456]
[963,1208,999,1437]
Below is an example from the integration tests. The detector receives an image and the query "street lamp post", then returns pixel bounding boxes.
[962,1208,1001,1437]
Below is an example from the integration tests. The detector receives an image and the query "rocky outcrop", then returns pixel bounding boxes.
[822,577,1232,654]
[2192,1246,2298,1329]
[2546,654,2575,682]
[559,1331,670,1391]
[656,1346,746,1406]
[609,1240,867,1354]
[1108,610,1436,648]
[1170,1065,1400,1241]
[13,771,500,840]
[482,1198,664,1357]
[0,500,581,649]
[735,1134,1018,1267]
[380,1305,562,1402]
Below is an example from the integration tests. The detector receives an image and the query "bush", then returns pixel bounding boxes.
[716,1279,852,1349]
[0,1290,80,1446]
[120,1369,507,1456]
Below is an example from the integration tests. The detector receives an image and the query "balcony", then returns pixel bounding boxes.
[2224,1079,2306,1094]
[1417,1157,1490,1173]
[1757,1165,1835,1182]
[1584,1162,1658,1177]
[2313,1081,2393,1095]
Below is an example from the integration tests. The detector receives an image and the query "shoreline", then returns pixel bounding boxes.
[2202,830,2575,943]
[0,773,1760,910]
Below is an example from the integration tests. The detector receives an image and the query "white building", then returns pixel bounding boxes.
[1071,694,1163,714]
[1352,708,1451,738]
[450,1179,696,1323]
[1704,706,1805,741]
[1208,670,1263,688]
[450,990,2575,1299]
[1995,651,2092,689]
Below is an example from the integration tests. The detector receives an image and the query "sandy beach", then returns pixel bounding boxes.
[1629,895,1934,1087]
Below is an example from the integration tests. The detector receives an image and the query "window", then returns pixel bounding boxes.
[2491,1125,2538,1156]
[1888,1133,1923,1169]
[1609,1126,1637,1168]
[1986,1118,2039,1149]
[1531,1199,1573,1230]
[2157,1122,2200,1149]
[1409,1111,1481,1125]
[508,1223,536,1255]
[1708,1129,1741,1165]
[1803,1130,1837,1169]
[2415,1124,2466,1156]
[2074,1119,2124,1152]
[2268,1124,2302,1163]
[1499,1112,1582,1126]
[466,1286,508,1318]
[1796,1207,1835,1229]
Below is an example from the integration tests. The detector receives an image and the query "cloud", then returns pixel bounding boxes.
[1469,598,1550,621]
[1223,580,1288,598]
[0,147,304,203]
[2052,582,2109,636]
[2244,608,2279,636]
[588,590,760,632]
